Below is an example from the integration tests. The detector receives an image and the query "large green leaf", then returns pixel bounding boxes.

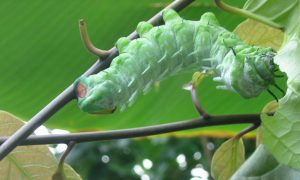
[211,138,245,180]
[231,145,300,180]
[0,0,274,135]
[242,0,300,169]
[0,111,81,179]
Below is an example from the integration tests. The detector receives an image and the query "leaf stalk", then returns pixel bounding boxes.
[214,0,284,30]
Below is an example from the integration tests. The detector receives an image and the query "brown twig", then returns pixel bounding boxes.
[0,114,261,146]
[52,141,76,179]
[190,84,210,119]
[234,122,261,139]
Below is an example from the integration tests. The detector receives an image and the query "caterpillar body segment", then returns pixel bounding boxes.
[74,9,276,114]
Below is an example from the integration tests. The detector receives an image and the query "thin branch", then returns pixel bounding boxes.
[58,141,76,167]
[0,114,261,146]
[52,141,76,179]
[234,121,261,139]
[190,84,210,118]
[0,0,195,160]
[200,137,212,163]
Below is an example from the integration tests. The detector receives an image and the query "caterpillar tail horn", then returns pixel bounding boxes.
[79,19,111,58]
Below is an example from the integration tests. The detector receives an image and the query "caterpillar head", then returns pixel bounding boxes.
[74,77,116,114]
[218,47,276,98]
[253,48,276,81]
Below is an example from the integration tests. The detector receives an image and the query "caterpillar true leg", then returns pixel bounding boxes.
[230,47,236,56]
[267,89,278,102]
[274,74,285,78]
[273,83,285,96]
[90,107,117,114]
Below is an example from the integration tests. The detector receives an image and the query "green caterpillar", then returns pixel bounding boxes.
[74,9,276,114]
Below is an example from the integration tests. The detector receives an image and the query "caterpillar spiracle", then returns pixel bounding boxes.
[74,9,276,114]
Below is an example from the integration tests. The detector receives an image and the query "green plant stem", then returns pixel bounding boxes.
[214,0,284,30]
[235,121,261,139]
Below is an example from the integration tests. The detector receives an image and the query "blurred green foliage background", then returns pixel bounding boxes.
[0,0,280,136]
[0,0,280,179]
[63,137,255,180]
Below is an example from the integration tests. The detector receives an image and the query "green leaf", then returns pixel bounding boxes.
[255,127,263,147]
[231,145,300,180]
[0,111,81,179]
[211,138,245,180]
[256,101,278,146]
[262,98,300,170]
[242,0,300,169]
[52,166,67,180]
[0,0,260,136]
[243,0,298,34]
[234,19,284,50]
